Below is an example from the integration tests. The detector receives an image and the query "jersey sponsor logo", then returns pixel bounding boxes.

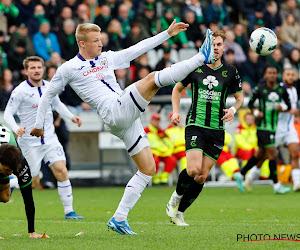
[266,92,280,109]
[203,75,218,89]
[22,173,29,183]
[19,165,29,177]
[199,89,221,101]
[222,70,228,77]
[200,75,221,102]
[32,104,38,108]
[96,73,105,80]
[83,65,108,76]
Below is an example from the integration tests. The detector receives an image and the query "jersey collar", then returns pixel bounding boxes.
[77,53,98,61]
[26,79,45,87]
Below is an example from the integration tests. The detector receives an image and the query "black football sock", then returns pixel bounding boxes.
[178,180,204,213]
[269,160,278,184]
[176,169,194,195]
[240,156,260,176]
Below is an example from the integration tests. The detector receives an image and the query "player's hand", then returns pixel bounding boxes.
[16,127,26,137]
[29,232,50,238]
[72,116,82,127]
[221,109,234,124]
[171,112,181,126]
[30,128,44,139]
[0,236,4,239]
[167,19,189,37]
[290,108,299,115]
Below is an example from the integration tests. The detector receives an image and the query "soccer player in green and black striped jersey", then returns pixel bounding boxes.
[233,66,292,194]
[0,123,48,238]
[166,30,244,226]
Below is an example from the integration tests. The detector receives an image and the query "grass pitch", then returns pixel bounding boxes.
[0,185,299,249]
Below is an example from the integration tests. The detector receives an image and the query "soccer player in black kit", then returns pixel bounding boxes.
[233,66,292,194]
[0,123,49,238]
[166,30,244,226]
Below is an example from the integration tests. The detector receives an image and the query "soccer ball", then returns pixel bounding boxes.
[249,27,277,56]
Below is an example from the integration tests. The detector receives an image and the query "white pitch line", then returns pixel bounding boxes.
[0,219,299,227]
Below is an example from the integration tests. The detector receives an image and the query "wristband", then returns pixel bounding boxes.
[281,103,288,111]
[253,109,259,117]
[229,106,237,114]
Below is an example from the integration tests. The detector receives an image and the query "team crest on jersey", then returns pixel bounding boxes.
[96,73,105,80]
[268,92,279,102]
[203,75,219,89]
[99,57,108,66]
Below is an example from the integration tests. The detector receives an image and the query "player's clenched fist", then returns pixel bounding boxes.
[30,128,44,139]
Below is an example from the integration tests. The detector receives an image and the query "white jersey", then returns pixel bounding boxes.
[276,84,298,133]
[4,80,74,147]
[34,31,171,129]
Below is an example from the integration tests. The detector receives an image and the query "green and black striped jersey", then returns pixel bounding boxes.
[0,123,17,182]
[0,123,17,146]
[181,62,242,130]
[248,83,291,132]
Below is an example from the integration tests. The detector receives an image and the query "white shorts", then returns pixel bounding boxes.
[20,138,66,177]
[275,128,299,147]
[103,84,150,156]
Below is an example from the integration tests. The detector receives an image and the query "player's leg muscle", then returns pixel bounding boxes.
[186,150,203,177]
[50,161,68,181]
[131,146,156,176]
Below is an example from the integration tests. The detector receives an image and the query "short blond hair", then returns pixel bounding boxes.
[23,56,44,70]
[213,30,226,42]
[75,23,101,45]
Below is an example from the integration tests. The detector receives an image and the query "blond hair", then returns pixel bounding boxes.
[213,30,226,42]
[23,56,44,70]
[75,23,101,45]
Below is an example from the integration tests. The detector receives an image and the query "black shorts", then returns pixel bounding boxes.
[257,130,275,148]
[185,126,225,161]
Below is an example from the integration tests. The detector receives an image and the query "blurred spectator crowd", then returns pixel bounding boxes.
[1,0,300,111]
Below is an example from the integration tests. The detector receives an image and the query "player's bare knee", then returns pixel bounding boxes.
[186,167,200,177]
[53,167,68,181]
[141,164,156,176]
[195,175,206,184]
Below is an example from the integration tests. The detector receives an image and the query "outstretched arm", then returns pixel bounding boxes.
[52,96,82,127]
[114,20,189,66]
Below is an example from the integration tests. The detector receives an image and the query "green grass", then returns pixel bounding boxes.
[0,185,299,249]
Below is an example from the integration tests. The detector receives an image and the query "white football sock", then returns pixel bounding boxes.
[57,179,73,214]
[114,170,152,222]
[174,190,183,198]
[154,53,205,87]
[246,166,260,181]
[10,176,19,189]
[291,168,300,187]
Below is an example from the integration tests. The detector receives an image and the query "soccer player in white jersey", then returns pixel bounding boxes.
[30,21,216,234]
[4,56,84,219]
[275,68,300,191]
